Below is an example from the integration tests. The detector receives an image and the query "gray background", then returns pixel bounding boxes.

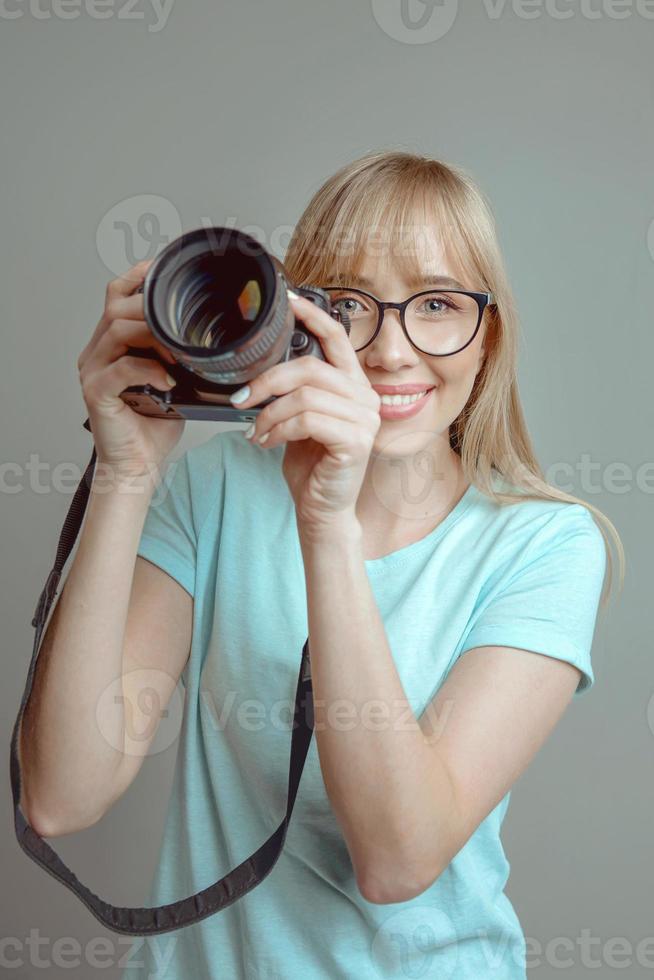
[1,1,651,976]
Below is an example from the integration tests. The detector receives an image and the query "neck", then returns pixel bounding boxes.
[355,433,466,537]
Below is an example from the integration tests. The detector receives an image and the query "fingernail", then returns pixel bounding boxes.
[287,288,301,300]
[230,385,250,404]
[258,432,269,444]
[244,423,255,439]
[166,374,177,386]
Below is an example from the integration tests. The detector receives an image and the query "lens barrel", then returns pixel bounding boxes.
[142,227,295,385]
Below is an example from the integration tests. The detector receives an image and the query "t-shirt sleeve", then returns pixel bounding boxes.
[136,450,198,599]
[458,505,608,697]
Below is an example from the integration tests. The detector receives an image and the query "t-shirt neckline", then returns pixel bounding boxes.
[364,482,479,571]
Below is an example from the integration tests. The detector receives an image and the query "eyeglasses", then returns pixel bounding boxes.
[319,285,495,356]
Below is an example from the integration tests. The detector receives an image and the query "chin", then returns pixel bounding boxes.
[372,424,443,458]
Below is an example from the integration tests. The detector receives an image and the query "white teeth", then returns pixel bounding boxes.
[379,390,430,406]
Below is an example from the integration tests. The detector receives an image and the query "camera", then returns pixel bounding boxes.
[118,226,348,424]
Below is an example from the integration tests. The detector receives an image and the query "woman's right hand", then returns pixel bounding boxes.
[77,258,186,486]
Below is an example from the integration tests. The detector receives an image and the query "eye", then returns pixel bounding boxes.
[339,298,363,313]
[422,297,448,313]
[415,293,460,316]
[326,292,372,317]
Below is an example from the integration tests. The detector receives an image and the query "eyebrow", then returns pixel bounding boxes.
[331,272,468,291]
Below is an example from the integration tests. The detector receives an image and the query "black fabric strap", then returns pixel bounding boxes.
[9,419,315,936]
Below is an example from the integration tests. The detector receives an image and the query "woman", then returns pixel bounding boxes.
[24,150,624,979]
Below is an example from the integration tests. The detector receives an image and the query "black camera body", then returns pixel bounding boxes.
[118,226,341,424]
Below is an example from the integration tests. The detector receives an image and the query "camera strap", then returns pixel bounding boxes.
[9,417,315,936]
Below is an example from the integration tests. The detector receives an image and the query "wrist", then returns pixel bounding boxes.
[297,511,363,551]
[90,462,159,500]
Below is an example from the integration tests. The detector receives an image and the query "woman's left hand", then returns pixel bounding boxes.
[231,291,381,533]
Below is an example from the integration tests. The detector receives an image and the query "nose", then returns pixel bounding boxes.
[361,306,422,371]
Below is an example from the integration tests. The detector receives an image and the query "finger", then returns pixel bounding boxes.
[81,284,155,370]
[288,292,366,380]
[248,385,380,445]
[231,355,379,413]
[83,355,177,406]
[105,291,148,322]
[105,258,155,301]
[80,260,155,364]
[253,410,375,456]
[82,319,177,376]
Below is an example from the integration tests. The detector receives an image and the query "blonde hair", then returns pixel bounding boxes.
[282,149,625,611]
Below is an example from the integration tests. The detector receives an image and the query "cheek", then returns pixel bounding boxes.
[435,349,480,389]
[430,359,479,412]
[433,367,465,395]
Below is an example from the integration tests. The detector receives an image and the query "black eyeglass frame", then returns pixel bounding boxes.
[318,285,495,357]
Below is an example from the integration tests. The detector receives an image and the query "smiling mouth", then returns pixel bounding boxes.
[378,387,435,406]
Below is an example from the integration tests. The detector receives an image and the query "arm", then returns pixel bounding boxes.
[298,518,581,905]
[19,473,193,838]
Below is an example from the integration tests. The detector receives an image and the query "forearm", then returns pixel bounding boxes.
[297,517,456,901]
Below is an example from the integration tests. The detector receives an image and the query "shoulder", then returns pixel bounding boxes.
[154,430,241,536]
[470,474,606,573]
[181,427,266,483]
[483,472,601,531]
[177,427,288,528]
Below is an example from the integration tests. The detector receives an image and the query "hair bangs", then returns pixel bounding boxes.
[286,163,486,294]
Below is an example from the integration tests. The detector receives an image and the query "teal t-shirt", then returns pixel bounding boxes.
[122,429,606,980]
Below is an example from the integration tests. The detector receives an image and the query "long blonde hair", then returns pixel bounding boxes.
[282,149,625,611]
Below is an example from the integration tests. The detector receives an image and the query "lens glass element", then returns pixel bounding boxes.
[166,257,265,350]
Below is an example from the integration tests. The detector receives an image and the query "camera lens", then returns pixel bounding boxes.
[143,228,293,385]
